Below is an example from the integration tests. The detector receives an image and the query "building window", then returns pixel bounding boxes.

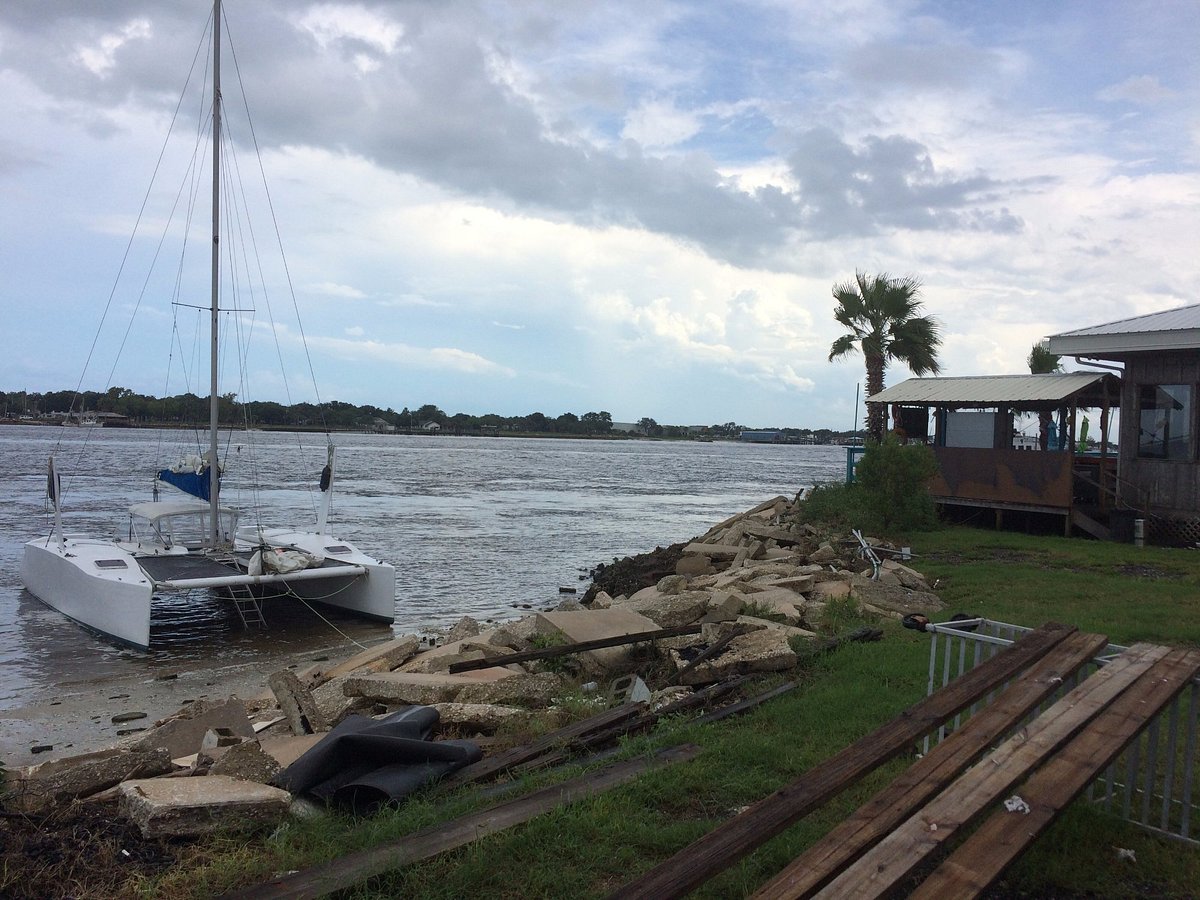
[1138,384,1192,460]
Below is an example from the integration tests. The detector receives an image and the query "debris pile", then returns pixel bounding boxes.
[1,494,944,848]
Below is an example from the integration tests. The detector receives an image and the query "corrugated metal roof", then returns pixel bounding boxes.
[1052,303,1200,337]
[869,373,1109,405]
[1048,303,1200,356]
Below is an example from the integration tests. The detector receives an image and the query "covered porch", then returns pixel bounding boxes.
[869,373,1128,538]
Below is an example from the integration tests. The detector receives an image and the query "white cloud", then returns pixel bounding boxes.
[621,99,702,149]
[309,282,367,299]
[1097,75,1175,105]
[76,19,151,77]
[295,5,404,55]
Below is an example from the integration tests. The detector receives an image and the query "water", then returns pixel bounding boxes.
[0,425,842,716]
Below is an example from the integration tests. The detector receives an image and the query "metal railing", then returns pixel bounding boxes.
[923,617,1199,845]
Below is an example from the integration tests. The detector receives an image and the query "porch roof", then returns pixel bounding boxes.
[869,372,1117,408]
[1047,303,1200,358]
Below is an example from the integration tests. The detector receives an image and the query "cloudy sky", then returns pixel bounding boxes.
[2,1,1198,429]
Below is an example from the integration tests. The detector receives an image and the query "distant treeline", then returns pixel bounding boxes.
[0,387,857,442]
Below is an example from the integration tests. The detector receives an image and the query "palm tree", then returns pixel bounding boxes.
[1027,341,1063,449]
[828,272,942,441]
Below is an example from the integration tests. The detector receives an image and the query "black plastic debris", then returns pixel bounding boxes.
[274,706,481,813]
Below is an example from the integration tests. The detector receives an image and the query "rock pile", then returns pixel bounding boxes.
[1,494,945,839]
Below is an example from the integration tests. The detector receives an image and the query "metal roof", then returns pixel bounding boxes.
[1047,303,1200,357]
[869,373,1113,406]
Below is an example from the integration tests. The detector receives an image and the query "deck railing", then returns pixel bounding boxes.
[924,618,1199,845]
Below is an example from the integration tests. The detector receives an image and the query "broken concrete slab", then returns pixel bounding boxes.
[259,733,325,769]
[119,775,291,838]
[206,740,282,784]
[536,609,662,676]
[738,589,805,624]
[735,616,819,640]
[682,542,744,559]
[615,590,712,629]
[431,702,532,733]
[126,697,255,760]
[849,576,947,615]
[675,554,714,577]
[880,558,930,590]
[3,747,174,813]
[670,628,798,685]
[311,676,368,727]
[701,590,745,623]
[445,616,482,643]
[269,669,330,735]
[343,669,514,705]
[306,635,421,683]
[454,671,565,707]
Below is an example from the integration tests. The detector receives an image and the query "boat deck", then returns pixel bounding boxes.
[135,553,240,583]
[136,552,361,586]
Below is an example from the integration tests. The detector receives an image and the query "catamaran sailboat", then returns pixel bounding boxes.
[20,0,396,650]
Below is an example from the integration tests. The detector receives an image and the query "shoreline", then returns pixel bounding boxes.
[0,633,394,768]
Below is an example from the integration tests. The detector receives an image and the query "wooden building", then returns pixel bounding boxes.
[1048,304,1200,544]
[868,373,1121,539]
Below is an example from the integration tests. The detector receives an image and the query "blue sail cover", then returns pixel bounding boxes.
[157,466,216,501]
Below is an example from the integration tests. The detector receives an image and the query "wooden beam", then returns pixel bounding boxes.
[516,676,756,773]
[227,744,702,900]
[605,622,1078,900]
[814,643,1168,899]
[447,625,702,674]
[440,701,646,788]
[910,648,1200,899]
[750,629,1109,899]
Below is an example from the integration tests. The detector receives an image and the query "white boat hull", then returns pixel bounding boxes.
[236,527,396,622]
[21,537,154,649]
[21,527,397,650]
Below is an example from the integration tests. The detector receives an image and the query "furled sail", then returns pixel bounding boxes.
[157,453,218,501]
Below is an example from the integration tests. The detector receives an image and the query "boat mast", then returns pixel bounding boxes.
[208,0,222,546]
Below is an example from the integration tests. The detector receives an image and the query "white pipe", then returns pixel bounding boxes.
[154,564,366,590]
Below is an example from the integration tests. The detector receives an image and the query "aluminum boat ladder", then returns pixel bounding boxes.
[226,583,266,629]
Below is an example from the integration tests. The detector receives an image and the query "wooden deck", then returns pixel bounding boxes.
[610,623,1200,900]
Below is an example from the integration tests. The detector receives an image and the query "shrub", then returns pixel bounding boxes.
[854,435,940,533]
[795,481,868,532]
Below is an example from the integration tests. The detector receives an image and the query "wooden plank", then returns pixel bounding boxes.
[911,648,1200,899]
[516,676,755,773]
[751,629,1109,899]
[447,625,702,674]
[227,743,701,900]
[605,621,1078,900]
[440,701,646,788]
[814,642,1169,899]
[669,625,753,685]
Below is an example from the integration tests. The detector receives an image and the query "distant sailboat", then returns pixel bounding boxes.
[21,0,396,649]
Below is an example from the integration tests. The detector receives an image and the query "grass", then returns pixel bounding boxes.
[29,524,1200,898]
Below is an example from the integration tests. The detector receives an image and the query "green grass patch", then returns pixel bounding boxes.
[129,524,1200,898]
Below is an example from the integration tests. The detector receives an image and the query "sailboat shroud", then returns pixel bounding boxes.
[19,0,396,650]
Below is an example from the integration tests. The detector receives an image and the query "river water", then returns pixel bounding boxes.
[0,425,843,756]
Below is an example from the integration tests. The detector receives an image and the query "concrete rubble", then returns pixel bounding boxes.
[1,493,945,838]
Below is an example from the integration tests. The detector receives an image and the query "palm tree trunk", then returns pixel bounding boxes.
[865,355,886,442]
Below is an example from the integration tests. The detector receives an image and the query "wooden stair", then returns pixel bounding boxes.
[1071,506,1112,540]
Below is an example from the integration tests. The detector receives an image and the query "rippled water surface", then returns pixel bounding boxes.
[0,425,843,710]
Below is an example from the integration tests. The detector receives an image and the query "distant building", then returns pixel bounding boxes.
[739,429,782,443]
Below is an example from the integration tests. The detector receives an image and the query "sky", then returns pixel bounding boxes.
[1,1,1198,430]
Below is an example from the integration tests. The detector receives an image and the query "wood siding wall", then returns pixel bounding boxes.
[1119,352,1200,517]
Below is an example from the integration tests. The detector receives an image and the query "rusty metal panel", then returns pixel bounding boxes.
[931,447,1073,508]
